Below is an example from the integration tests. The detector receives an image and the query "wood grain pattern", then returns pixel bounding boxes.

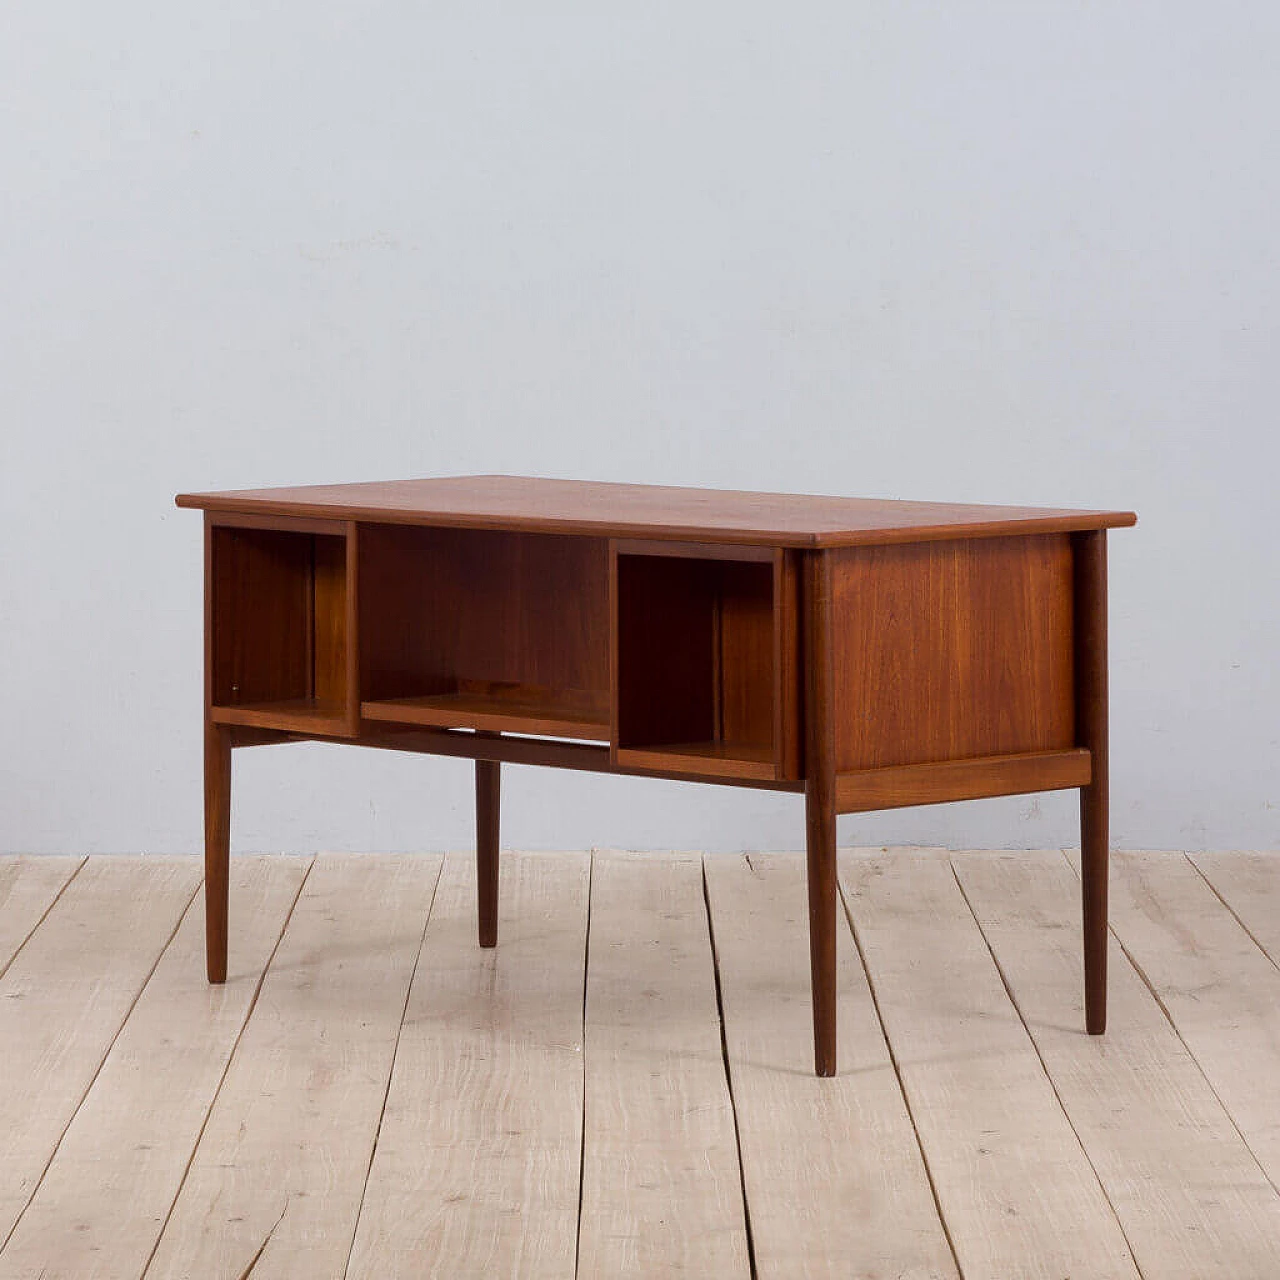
[144,854,441,1280]
[613,742,777,781]
[203,722,230,983]
[343,523,360,734]
[209,524,313,707]
[207,510,347,536]
[345,853,589,1280]
[1100,850,1280,1189]
[208,522,353,734]
[839,849,1139,1279]
[830,535,1075,770]
[356,524,609,715]
[803,550,838,1077]
[353,520,447,704]
[209,697,347,733]
[612,537,776,562]
[1074,529,1110,1034]
[614,553,716,753]
[0,858,202,1248]
[347,727,805,793]
[774,550,802,780]
[6,852,1280,1274]
[362,689,609,740]
[716,559,775,754]
[578,852,751,1277]
[705,853,958,1280]
[0,857,83,978]
[475,757,500,947]
[0,858,309,1280]
[312,530,349,715]
[177,475,1136,548]
[1190,850,1280,966]
[956,850,1280,1280]
[835,748,1091,814]
[614,550,786,778]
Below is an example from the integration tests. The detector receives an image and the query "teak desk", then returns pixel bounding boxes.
[176,476,1136,1076]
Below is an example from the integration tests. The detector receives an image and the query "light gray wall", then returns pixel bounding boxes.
[3,3,1276,854]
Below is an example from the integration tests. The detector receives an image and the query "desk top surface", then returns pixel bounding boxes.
[176,475,1136,548]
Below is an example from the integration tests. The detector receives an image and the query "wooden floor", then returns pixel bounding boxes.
[2,850,1280,1278]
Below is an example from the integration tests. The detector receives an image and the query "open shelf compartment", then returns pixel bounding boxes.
[357,525,611,741]
[208,522,352,735]
[613,544,796,780]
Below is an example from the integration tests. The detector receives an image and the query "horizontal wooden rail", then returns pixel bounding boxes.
[835,749,1091,814]
[229,732,1089,808]
[229,725,806,794]
[206,509,349,536]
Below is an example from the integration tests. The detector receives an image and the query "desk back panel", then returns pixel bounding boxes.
[356,525,610,713]
[829,534,1075,771]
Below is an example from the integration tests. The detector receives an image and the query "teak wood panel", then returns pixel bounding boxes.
[612,544,800,778]
[614,553,715,750]
[206,510,349,536]
[203,510,1087,794]
[830,534,1075,771]
[209,526,312,706]
[356,524,609,714]
[717,559,774,750]
[835,748,1091,813]
[343,727,804,792]
[312,534,349,709]
[774,549,802,779]
[208,522,352,722]
[178,474,1137,549]
[361,689,610,740]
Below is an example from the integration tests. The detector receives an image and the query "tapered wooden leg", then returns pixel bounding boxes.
[476,758,500,948]
[204,720,231,984]
[805,780,837,1076]
[1074,530,1109,1034]
[804,550,838,1077]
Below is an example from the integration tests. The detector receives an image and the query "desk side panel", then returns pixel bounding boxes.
[830,535,1075,771]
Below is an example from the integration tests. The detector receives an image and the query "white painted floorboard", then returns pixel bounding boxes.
[346,852,589,1280]
[705,853,956,1280]
[956,849,1280,1280]
[1099,850,1280,1192]
[0,857,201,1250]
[144,854,441,1280]
[0,849,1279,1278]
[0,857,309,1280]
[840,848,1140,1279]
[577,852,751,1278]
